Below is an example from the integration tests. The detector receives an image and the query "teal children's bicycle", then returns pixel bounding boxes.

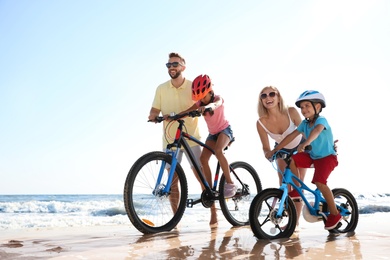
[124,110,262,234]
[249,148,358,239]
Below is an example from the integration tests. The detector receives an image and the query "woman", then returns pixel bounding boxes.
[256,86,307,227]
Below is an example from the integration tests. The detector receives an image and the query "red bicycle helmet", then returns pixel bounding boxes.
[192,74,212,101]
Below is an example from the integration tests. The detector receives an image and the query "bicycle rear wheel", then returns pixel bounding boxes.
[331,188,359,233]
[123,151,188,234]
[249,188,297,239]
[219,161,262,226]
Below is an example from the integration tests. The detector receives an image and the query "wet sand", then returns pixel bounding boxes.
[0,213,389,259]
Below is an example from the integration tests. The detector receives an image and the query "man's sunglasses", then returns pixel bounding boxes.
[166,62,183,68]
[260,91,277,99]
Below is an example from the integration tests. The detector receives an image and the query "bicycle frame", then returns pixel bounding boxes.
[158,117,220,197]
[276,167,327,218]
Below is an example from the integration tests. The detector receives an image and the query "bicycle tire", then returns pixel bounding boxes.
[123,151,188,234]
[219,161,262,226]
[249,188,297,240]
[331,188,359,233]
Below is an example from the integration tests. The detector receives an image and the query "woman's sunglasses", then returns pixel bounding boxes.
[260,91,277,99]
[165,62,183,68]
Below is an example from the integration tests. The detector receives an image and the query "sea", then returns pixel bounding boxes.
[1,192,390,230]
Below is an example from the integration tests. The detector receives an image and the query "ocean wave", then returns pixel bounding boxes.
[1,193,390,215]
[359,205,390,214]
[0,193,389,230]
[91,207,127,217]
[355,193,390,199]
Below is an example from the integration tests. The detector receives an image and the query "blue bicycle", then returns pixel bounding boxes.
[124,110,262,234]
[249,148,358,239]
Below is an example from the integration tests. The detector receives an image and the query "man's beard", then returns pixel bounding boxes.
[169,70,181,79]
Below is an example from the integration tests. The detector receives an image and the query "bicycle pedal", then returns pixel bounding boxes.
[335,222,342,229]
[329,222,342,233]
[186,199,194,208]
[211,191,219,199]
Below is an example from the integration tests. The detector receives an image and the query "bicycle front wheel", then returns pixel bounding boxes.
[249,188,297,240]
[123,151,188,234]
[219,161,262,226]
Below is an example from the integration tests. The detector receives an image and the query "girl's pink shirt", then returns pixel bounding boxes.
[196,95,229,135]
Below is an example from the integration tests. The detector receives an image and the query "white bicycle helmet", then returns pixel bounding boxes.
[295,90,326,108]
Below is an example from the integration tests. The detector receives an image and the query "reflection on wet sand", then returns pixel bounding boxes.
[0,213,385,259]
[127,226,363,259]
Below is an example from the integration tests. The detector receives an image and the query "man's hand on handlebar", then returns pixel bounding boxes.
[148,116,164,123]
[147,116,158,123]
[147,108,208,123]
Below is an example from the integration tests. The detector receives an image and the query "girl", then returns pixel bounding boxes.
[181,74,236,199]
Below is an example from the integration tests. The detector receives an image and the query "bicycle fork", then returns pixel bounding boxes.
[276,184,290,218]
[152,149,179,196]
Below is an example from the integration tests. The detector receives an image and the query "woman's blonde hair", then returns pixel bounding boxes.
[257,86,288,117]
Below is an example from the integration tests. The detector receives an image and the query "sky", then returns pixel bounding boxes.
[1,0,389,195]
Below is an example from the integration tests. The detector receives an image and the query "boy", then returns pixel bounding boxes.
[266,90,340,230]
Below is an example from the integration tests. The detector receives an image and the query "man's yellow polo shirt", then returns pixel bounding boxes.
[152,79,201,149]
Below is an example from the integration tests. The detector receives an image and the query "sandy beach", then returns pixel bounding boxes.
[1,213,389,259]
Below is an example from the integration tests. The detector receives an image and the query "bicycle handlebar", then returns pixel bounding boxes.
[305,145,312,151]
[269,145,312,162]
[148,108,212,123]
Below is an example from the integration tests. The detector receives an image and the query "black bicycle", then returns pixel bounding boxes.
[124,110,262,234]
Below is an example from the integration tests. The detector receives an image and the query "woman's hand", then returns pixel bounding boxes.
[264,150,275,161]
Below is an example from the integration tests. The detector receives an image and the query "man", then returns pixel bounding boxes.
[148,52,218,226]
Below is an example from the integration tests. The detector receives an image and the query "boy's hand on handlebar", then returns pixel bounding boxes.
[297,143,312,153]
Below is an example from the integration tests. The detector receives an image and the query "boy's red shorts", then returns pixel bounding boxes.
[292,152,338,185]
